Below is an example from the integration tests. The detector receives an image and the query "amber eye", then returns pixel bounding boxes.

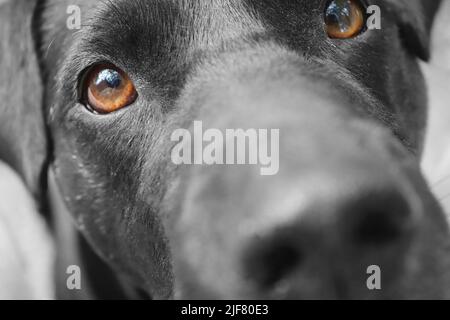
[80,64,138,114]
[324,0,366,39]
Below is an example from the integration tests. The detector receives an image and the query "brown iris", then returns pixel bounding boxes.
[325,0,366,39]
[81,64,138,114]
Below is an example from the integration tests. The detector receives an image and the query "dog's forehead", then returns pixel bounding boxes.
[42,0,415,54]
[46,0,262,37]
[45,0,412,22]
[42,0,269,65]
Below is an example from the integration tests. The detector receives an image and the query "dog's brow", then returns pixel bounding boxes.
[82,0,263,53]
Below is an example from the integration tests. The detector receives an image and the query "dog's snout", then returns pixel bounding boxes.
[242,177,418,296]
[170,53,450,299]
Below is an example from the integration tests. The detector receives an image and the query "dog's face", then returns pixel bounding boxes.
[2,0,448,299]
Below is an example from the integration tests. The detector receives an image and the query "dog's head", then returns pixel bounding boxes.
[1,0,448,299]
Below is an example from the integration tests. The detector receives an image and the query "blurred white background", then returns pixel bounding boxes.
[422,0,450,216]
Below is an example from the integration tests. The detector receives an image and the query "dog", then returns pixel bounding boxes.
[0,0,448,299]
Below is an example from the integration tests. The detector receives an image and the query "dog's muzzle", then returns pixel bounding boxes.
[164,46,449,299]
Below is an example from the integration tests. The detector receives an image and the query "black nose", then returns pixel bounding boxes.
[242,183,417,292]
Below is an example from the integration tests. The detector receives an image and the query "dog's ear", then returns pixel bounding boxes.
[0,0,49,204]
[389,0,442,61]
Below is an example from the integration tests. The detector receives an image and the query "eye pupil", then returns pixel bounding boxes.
[95,69,122,89]
[325,0,366,39]
[326,2,352,32]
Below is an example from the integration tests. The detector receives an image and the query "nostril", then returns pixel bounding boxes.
[243,238,303,288]
[354,209,404,245]
[350,190,413,246]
